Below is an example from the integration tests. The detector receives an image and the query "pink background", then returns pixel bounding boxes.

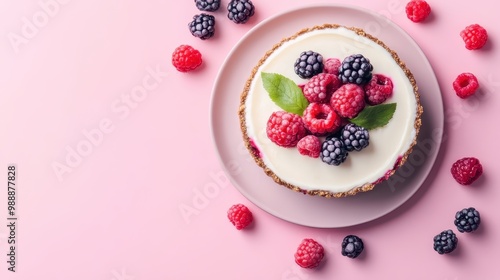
[0,0,499,279]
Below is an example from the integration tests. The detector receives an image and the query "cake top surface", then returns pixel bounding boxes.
[240,24,422,197]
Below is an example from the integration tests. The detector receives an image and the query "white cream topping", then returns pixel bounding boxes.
[244,27,417,193]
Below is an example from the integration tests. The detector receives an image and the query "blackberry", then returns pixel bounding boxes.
[341,124,369,152]
[294,51,324,79]
[341,235,364,258]
[454,207,480,233]
[338,54,373,85]
[188,13,216,40]
[320,137,347,166]
[433,230,458,254]
[227,0,255,24]
[195,0,220,12]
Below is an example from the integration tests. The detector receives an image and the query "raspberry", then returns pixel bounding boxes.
[364,74,394,105]
[171,45,203,72]
[452,72,479,99]
[338,54,373,85]
[227,204,253,230]
[323,58,341,75]
[405,0,431,23]
[451,157,483,185]
[266,111,307,147]
[195,0,220,11]
[297,135,321,158]
[330,84,366,118]
[460,24,488,50]
[341,235,364,258]
[294,239,324,269]
[341,123,369,152]
[188,13,216,40]
[302,73,341,103]
[302,103,342,136]
[320,137,348,166]
[433,230,458,254]
[454,207,481,233]
[227,0,255,24]
[294,51,324,79]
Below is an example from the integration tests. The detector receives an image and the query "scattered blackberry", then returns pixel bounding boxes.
[341,235,364,258]
[341,124,369,152]
[171,45,203,72]
[227,0,255,24]
[454,207,481,233]
[188,13,216,40]
[329,84,366,119]
[320,137,348,166]
[294,51,324,79]
[433,230,458,254]
[195,0,220,11]
[338,54,373,85]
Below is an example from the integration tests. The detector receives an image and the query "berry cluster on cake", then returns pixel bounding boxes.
[239,24,423,198]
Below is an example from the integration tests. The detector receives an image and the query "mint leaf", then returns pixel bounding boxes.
[261,72,309,116]
[350,103,397,130]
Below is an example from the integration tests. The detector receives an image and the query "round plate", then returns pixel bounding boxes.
[210,4,443,228]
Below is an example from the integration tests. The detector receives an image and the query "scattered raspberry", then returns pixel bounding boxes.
[302,73,341,103]
[294,239,324,269]
[297,135,321,158]
[266,111,307,147]
[453,72,479,99]
[227,204,253,230]
[302,103,342,136]
[364,74,394,105]
[330,84,366,118]
[171,45,202,72]
[405,0,431,23]
[451,157,483,185]
[460,24,488,50]
[323,58,341,75]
